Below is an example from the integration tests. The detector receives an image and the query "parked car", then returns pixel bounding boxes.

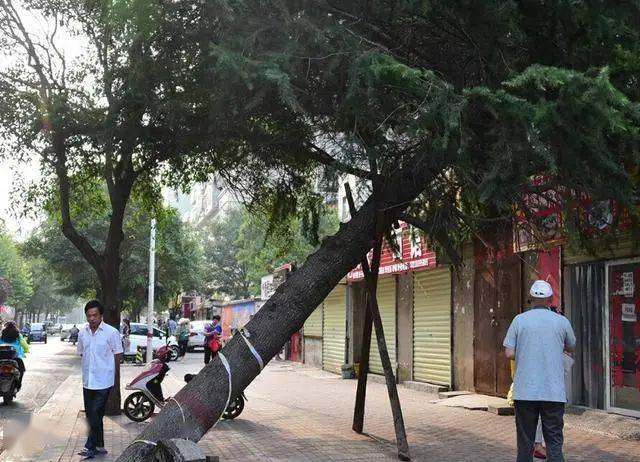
[60,324,76,341]
[187,320,212,351]
[128,323,179,361]
[27,323,47,343]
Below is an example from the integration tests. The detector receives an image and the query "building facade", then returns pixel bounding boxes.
[303,215,640,419]
[163,174,239,228]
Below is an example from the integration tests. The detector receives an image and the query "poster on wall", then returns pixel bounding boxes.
[622,303,637,323]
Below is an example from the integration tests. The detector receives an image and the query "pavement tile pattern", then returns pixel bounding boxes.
[54,362,640,462]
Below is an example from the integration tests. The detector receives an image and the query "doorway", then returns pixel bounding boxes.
[474,252,522,396]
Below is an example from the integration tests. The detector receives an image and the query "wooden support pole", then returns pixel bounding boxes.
[345,184,411,461]
[352,292,373,433]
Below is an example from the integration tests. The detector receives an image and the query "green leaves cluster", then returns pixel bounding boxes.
[200,204,339,299]
[3,0,640,305]
[25,188,204,318]
[0,222,76,319]
[0,224,32,308]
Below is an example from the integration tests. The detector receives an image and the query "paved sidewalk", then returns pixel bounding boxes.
[3,359,640,461]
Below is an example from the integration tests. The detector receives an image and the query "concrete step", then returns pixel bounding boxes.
[488,404,515,415]
[403,381,448,394]
[438,390,474,400]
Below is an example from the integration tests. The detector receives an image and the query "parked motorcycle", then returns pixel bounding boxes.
[122,345,247,422]
[0,345,22,404]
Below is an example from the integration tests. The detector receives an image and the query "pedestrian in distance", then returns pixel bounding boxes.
[504,280,576,462]
[167,316,177,336]
[120,318,131,354]
[203,315,222,365]
[76,300,123,460]
[176,317,190,359]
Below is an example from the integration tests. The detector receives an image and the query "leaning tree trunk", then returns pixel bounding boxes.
[115,159,439,461]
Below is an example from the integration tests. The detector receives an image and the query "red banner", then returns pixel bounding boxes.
[535,247,561,308]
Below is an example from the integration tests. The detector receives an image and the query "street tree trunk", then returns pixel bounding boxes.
[101,259,122,416]
[116,158,441,461]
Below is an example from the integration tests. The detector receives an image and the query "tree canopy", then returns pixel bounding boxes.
[201,204,339,299]
[24,192,204,320]
[0,224,31,308]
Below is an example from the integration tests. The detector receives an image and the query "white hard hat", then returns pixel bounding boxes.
[530,280,553,298]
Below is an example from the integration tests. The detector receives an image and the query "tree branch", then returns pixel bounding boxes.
[308,143,373,179]
[55,147,103,273]
[0,0,51,102]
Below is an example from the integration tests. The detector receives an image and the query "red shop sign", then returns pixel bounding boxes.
[347,223,436,282]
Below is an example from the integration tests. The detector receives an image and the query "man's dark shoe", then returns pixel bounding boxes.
[79,448,96,459]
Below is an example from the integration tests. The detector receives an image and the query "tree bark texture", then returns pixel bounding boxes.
[101,254,123,416]
[116,161,439,461]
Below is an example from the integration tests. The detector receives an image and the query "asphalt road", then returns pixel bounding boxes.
[0,336,79,452]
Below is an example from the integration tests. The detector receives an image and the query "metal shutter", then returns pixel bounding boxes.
[413,267,452,386]
[304,305,323,338]
[322,286,346,374]
[369,277,396,375]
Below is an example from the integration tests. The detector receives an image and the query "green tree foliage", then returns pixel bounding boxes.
[23,257,77,321]
[172,0,640,256]
[113,2,640,457]
[24,192,204,320]
[200,208,250,300]
[236,205,339,295]
[0,225,32,308]
[120,205,204,320]
[201,205,339,299]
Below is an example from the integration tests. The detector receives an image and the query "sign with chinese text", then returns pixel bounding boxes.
[347,223,436,282]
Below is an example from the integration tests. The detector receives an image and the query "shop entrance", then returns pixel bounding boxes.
[607,259,640,417]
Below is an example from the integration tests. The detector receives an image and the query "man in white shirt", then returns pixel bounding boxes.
[77,300,123,459]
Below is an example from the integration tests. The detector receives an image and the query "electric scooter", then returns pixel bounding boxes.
[123,345,171,421]
[123,346,247,422]
[0,345,22,404]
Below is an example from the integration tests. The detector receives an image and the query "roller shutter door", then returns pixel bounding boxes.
[304,305,323,338]
[322,286,346,374]
[369,277,396,375]
[413,267,452,386]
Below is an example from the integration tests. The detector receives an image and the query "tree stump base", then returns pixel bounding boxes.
[147,439,218,462]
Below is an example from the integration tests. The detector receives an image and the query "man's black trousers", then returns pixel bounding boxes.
[514,400,565,462]
[83,387,111,450]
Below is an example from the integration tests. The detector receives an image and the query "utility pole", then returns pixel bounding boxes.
[146,218,156,363]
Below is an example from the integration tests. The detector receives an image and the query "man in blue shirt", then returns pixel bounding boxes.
[504,280,576,462]
[167,316,177,336]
